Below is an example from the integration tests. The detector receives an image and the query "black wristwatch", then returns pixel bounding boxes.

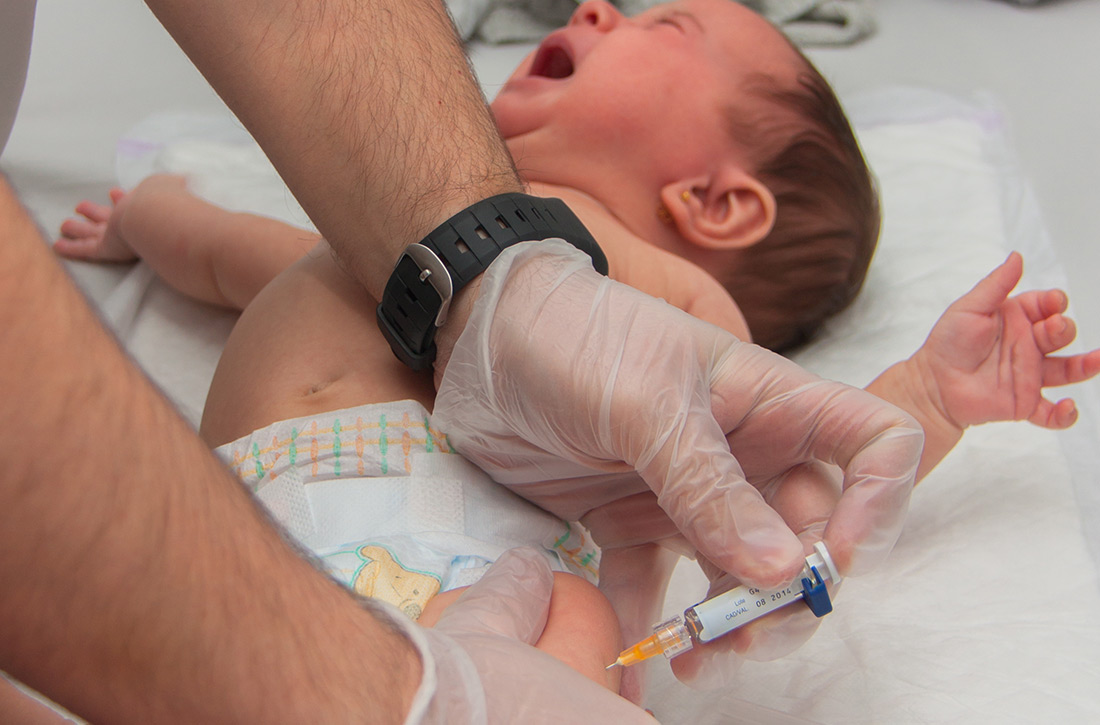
[376,193,608,371]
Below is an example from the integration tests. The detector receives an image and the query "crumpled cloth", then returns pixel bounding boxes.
[446,0,875,46]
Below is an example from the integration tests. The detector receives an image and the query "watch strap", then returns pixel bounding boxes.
[377,193,607,370]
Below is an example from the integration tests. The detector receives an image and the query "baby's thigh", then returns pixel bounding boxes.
[419,571,624,693]
[200,248,435,447]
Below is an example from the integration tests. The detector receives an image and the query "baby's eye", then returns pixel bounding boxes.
[656,17,685,32]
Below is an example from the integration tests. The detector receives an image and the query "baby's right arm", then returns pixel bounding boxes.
[866,253,1100,481]
[55,175,320,310]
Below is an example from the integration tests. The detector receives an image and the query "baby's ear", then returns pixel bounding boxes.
[660,169,776,251]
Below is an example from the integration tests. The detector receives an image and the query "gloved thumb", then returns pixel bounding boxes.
[432,548,554,646]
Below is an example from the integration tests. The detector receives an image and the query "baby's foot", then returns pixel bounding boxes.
[54,187,137,262]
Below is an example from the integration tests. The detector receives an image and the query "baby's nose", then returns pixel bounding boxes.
[570,0,623,32]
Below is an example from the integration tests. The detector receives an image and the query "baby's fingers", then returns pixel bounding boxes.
[954,252,1023,315]
[1032,313,1076,354]
[1041,349,1100,387]
[1027,397,1078,429]
[1015,287,1069,325]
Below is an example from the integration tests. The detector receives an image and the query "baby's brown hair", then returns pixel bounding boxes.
[717,63,879,353]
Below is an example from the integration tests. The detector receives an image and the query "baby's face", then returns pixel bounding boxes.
[491,0,800,198]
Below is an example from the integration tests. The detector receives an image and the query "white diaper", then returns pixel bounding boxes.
[215,400,599,620]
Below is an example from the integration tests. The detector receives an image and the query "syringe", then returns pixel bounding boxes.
[607,542,840,669]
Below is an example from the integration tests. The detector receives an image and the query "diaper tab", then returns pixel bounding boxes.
[256,466,316,541]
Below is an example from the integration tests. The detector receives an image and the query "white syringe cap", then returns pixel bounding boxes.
[809,541,841,583]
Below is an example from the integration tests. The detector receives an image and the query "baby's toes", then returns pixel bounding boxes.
[53,236,104,260]
[73,200,113,224]
[53,225,135,263]
[59,217,104,241]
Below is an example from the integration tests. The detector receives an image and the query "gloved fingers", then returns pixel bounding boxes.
[760,461,842,541]
[579,490,682,550]
[416,625,658,724]
[669,593,825,692]
[432,547,553,645]
[597,543,682,704]
[716,360,922,576]
[668,631,745,690]
[668,563,820,689]
[676,465,843,668]
[823,417,922,576]
[642,401,804,590]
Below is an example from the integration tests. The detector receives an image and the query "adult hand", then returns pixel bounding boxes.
[398,548,653,724]
[433,241,923,681]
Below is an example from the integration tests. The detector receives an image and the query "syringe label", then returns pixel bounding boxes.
[691,583,802,642]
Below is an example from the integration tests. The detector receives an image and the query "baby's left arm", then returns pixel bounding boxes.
[867,252,1100,481]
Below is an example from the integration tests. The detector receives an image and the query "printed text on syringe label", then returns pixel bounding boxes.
[692,584,800,642]
[748,585,798,610]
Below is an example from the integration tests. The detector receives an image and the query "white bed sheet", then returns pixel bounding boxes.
[651,89,1100,724]
[5,10,1099,719]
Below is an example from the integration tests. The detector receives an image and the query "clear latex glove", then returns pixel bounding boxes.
[433,242,923,667]
[392,548,653,724]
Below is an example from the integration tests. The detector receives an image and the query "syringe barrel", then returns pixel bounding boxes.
[686,580,801,643]
[685,542,840,644]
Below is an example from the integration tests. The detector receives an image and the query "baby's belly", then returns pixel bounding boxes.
[200,253,436,447]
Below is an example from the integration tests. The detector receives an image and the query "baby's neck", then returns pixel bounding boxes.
[521,182,751,340]
[524,181,634,246]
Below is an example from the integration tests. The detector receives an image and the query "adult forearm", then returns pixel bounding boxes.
[143,0,521,301]
[0,179,420,723]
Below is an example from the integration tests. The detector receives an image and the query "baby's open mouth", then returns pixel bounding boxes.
[529,41,575,79]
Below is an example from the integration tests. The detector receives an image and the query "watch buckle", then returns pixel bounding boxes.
[402,243,454,327]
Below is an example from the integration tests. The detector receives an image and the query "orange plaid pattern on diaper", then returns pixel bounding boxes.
[222,405,456,490]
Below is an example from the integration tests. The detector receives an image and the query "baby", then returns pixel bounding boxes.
[54,0,1100,696]
[490,0,880,352]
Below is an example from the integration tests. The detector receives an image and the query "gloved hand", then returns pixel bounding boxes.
[433,241,923,680]
[390,548,654,724]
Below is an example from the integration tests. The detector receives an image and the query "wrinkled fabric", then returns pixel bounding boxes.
[446,0,876,46]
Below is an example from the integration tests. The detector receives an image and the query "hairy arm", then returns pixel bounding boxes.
[142,0,521,304]
[0,177,420,723]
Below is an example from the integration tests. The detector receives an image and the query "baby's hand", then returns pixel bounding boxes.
[54,187,136,262]
[913,252,1100,430]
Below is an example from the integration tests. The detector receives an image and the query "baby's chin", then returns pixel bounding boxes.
[489,96,525,138]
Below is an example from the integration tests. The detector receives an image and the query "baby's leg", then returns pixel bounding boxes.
[418,572,624,693]
[55,175,319,310]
